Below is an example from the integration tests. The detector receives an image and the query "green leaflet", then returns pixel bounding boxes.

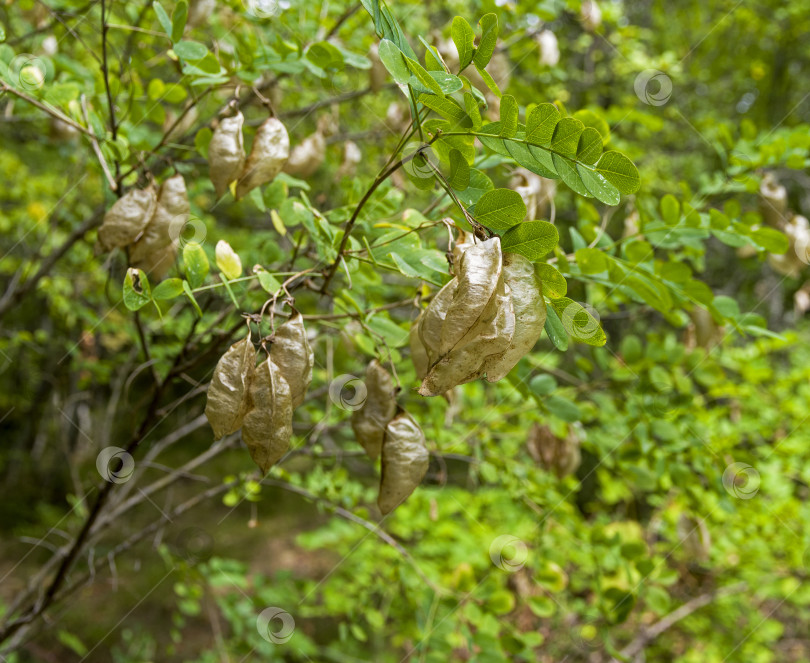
[454,168,493,206]
[526,103,561,146]
[474,188,526,232]
[123,268,151,311]
[536,263,567,298]
[577,164,621,205]
[405,56,444,97]
[183,242,209,289]
[552,153,591,197]
[378,39,410,84]
[499,95,518,137]
[550,117,584,159]
[447,149,470,190]
[551,297,606,347]
[473,14,499,69]
[419,94,469,125]
[475,64,502,98]
[501,221,559,260]
[544,305,569,351]
[452,16,475,70]
[596,151,641,194]
[577,127,604,164]
[464,92,482,130]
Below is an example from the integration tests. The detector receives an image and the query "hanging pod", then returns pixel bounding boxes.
[483,253,547,382]
[269,312,313,408]
[130,174,189,279]
[378,411,430,515]
[241,357,294,473]
[351,360,397,460]
[208,112,246,198]
[235,117,290,199]
[283,130,326,179]
[204,336,256,440]
[98,186,157,252]
[409,317,429,380]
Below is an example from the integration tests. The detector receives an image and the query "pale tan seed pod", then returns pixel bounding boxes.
[208,112,245,198]
[130,174,189,279]
[451,230,476,268]
[235,117,290,199]
[97,186,157,252]
[205,337,256,440]
[527,424,581,478]
[759,174,788,228]
[351,360,397,460]
[418,279,458,366]
[269,312,313,408]
[241,357,293,473]
[378,411,429,515]
[283,131,326,179]
[483,253,547,382]
[409,316,429,380]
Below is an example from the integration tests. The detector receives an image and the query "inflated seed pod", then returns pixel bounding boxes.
[98,186,157,252]
[283,130,326,179]
[418,279,458,366]
[241,357,293,473]
[527,424,581,478]
[483,253,547,382]
[378,411,429,515]
[409,316,429,380]
[351,360,397,460]
[208,112,245,198]
[235,117,290,199]
[130,174,189,279]
[205,337,256,440]
[451,230,476,268]
[269,312,313,408]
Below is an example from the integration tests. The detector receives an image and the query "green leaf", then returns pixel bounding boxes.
[447,149,470,190]
[171,0,188,43]
[502,221,559,260]
[536,263,567,298]
[577,165,621,205]
[183,242,209,288]
[452,16,475,70]
[182,279,203,317]
[550,117,584,159]
[474,188,526,232]
[545,395,582,422]
[473,14,499,69]
[750,227,789,254]
[526,103,561,146]
[499,95,518,137]
[405,56,444,97]
[419,94,469,124]
[306,42,345,69]
[577,127,603,164]
[544,305,569,351]
[575,247,609,274]
[553,154,591,197]
[152,278,184,300]
[596,151,641,194]
[661,194,680,225]
[474,64,501,98]
[463,92,482,130]
[173,40,208,61]
[551,298,606,346]
[153,1,172,36]
[257,269,281,294]
[123,269,151,311]
[378,39,410,84]
[454,168,493,206]
[530,373,558,395]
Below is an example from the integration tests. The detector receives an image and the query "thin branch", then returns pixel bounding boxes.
[0,83,96,140]
[80,95,118,191]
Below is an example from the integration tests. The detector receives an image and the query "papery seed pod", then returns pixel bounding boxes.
[98,186,157,252]
[536,29,560,67]
[759,174,788,228]
[208,112,245,198]
[351,360,397,460]
[241,357,293,473]
[130,174,188,279]
[378,411,429,515]
[205,337,256,440]
[283,131,326,179]
[235,117,290,199]
[451,230,476,268]
[527,424,581,478]
[269,312,313,408]
[677,514,712,563]
[418,279,458,367]
[409,316,429,380]
[483,253,547,382]
[769,214,810,277]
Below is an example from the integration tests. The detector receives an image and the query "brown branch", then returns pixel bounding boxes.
[0,83,96,140]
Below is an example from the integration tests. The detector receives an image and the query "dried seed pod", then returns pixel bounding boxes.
[98,186,157,252]
[283,130,326,179]
[269,312,313,408]
[378,411,429,515]
[409,316,429,380]
[527,424,581,478]
[130,174,189,279]
[483,253,547,382]
[351,360,397,460]
[208,112,245,198]
[418,279,458,366]
[235,117,290,199]
[451,230,476,268]
[759,174,788,228]
[205,337,256,440]
[241,357,293,473]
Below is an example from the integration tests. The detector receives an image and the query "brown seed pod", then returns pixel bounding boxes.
[98,186,157,252]
[351,360,397,460]
[269,312,313,408]
[527,424,581,478]
[378,411,429,515]
[409,316,429,380]
[205,337,256,440]
[283,131,326,179]
[235,117,290,199]
[130,174,189,279]
[483,253,547,382]
[241,357,293,473]
[208,112,246,198]
[418,279,458,367]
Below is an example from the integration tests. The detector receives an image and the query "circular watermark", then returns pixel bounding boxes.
[722,462,760,499]
[489,535,528,572]
[402,142,439,185]
[8,54,49,91]
[242,0,285,18]
[257,607,295,644]
[172,527,214,563]
[96,446,135,484]
[168,214,207,248]
[559,301,601,342]
[328,374,367,411]
[569,618,601,652]
[634,69,672,107]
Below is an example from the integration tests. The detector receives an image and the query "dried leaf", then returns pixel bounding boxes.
[241,357,293,473]
[378,411,429,514]
[236,117,290,199]
[351,360,397,460]
[98,186,157,252]
[269,312,313,408]
[484,252,547,381]
[208,112,245,198]
[130,174,188,279]
[205,337,256,440]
